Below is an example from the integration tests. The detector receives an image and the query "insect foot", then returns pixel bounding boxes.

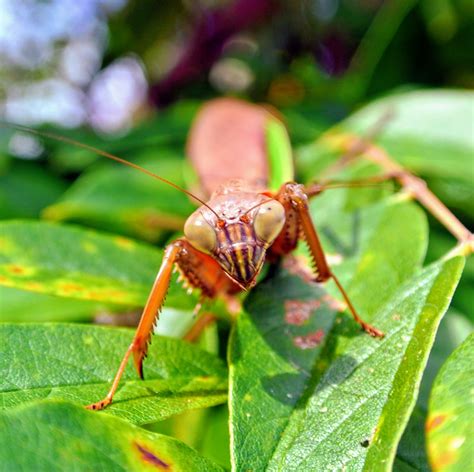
[362,322,385,338]
[85,398,112,411]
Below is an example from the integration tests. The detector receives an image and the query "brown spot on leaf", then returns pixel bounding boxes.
[282,255,313,283]
[284,299,321,325]
[7,265,27,275]
[135,443,170,469]
[0,275,7,283]
[426,414,447,432]
[293,329,325,349]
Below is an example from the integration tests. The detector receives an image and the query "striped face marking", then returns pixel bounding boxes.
[215,222,266,288]
[184,184,286,289]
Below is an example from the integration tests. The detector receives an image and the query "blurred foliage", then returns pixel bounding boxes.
[0,0,473,470]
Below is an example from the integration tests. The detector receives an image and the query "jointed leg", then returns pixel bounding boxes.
[305,172,401,197]
[315,135,473,252]
[183,313,217,343]
[87,239,238,410]
[275,183,384,338]
[86,241,183,410]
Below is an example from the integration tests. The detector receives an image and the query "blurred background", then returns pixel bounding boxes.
[0,0,472,466]
[1,0,472,131]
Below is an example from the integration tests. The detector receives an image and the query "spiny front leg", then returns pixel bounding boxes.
[86,239,239,411]
[86,241,183,410]
[274,182,384,338]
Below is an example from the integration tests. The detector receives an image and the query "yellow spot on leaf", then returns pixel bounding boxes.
[57,282,84,294]
[431,450,457,471]
[25,282,43,290]
[82,335,94,345]
[87,288,130,303]
[114,236,135,250]
[0,237,17,253]
[82,241,98,254]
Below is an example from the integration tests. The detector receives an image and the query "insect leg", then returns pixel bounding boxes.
[183,313,217,342]
[86,240,183,410]
[277,182,384,338]
[305,172,401,197]
[318,136,473,251]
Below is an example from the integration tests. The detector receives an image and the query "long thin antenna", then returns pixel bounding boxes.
[243,198,275,216]
[2,123,221,219]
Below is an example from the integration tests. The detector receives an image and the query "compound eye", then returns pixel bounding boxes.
[184,211,217,254]
[254,200,285,244]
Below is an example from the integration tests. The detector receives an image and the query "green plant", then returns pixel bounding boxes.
[0,90,472,471]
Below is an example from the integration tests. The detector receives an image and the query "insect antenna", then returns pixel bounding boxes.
[243,178,393,216]
[2,123,221,219]
[242,198,276,217]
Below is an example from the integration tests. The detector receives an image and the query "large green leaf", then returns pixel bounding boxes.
[0,324,227,425]
[343,90,473,179]
[426,333,473,471]
[229,254,464,471]
[309,197,428,321]
[0,401,224,471]
[297,90,474,184]
[296,89,474,222]
[44,152,196,241]
[0,220,196,309]
[229,271,338,471]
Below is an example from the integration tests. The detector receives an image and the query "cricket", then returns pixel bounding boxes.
[9,97,473,413]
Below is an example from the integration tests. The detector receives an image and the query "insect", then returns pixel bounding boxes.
[81,98,387,410]
[7,99,398,411]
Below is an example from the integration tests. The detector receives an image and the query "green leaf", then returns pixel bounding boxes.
[0,286,111,322]
[0,160,67,219]
[0,220,195,309]
[418,308,473,407]
[344,90,473,181]
[297,90,474,184]
[0,401,224,471]
[229,255,464,471]
[229,196,428,470]
[310,198,428,321]
[43,152,196,242]
[229,271,338,471]
[395,406,430,472]
[426,333,473,471]
[0,324,228,425]
[265,118,294,191]
[148,405,231,469]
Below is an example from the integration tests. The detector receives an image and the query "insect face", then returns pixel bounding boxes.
[184,194,286,289]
